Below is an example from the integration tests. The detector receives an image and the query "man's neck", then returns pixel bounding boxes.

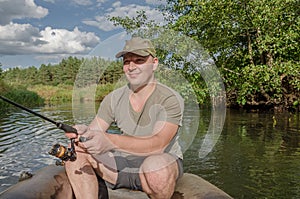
[129,81,157,112]
[131,80,156,96]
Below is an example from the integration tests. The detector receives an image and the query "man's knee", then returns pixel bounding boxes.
[139,154,179,196]
[140,154,178,174]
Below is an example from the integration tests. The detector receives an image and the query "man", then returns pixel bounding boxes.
[65,37,184,199]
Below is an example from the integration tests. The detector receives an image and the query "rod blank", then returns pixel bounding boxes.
[0,95,77,134]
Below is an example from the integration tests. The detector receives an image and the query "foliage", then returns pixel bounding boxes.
[2,57,84,87]
[165,0,300,110]
[74,57,123,88]
[0,80,9,93]
[2,56,123,103]
[226,61,300,108]
[155,66,208,104]
[110,0,300,110]
[95,83,117,102]
[0,89,44,109]
[110,10,158,34]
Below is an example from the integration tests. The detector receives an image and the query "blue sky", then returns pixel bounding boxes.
[0,0,166,69]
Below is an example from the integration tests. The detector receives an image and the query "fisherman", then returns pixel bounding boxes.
[65,37,184,199]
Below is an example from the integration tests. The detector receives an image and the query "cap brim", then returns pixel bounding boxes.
[115,50,151,58]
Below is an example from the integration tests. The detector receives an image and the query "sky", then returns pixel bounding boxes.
[0,0,167,69]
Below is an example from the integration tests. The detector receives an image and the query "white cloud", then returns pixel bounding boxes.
[39,27,99,53]
[95,0,108,7]
[0,0,48,25]
[83,16,119,31]
[82,3,165,32]
[0,23,41,42]
[145,0,167,5]
[72,0,93,6]
[0,23,100,55]
[112,1,121,8]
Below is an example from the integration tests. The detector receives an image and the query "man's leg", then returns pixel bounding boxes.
[139,154,181,199]
[65,149,118,199]
[97,174,109,199]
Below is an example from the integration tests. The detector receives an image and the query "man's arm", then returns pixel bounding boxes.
[75,115,178,156]
[103,118,178,155]
[88,116,110,132]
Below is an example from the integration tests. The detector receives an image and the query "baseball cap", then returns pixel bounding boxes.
[115,37,156,58]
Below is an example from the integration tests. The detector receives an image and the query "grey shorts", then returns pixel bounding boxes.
[106,155,183,191]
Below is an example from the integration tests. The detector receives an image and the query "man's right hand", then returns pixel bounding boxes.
[65,124,88,140]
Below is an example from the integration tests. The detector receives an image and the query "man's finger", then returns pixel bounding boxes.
[65,132,78,139]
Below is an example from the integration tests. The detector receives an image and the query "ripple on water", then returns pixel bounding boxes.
[0,107,73,189]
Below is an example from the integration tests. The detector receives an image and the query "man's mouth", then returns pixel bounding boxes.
[128,73,140,78]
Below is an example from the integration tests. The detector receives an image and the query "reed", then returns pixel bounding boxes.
[28,84,73,103]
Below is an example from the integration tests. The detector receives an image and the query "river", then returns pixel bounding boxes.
[0,103,299,198]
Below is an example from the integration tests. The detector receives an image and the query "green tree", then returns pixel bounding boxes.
[38,64,53,84]
[24,66,38,84]
[0,63,3,80]
[110,0,300,110]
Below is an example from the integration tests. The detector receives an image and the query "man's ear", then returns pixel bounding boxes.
[152,57,159,71]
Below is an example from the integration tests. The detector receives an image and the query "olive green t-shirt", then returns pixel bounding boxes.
[97,82,184,159]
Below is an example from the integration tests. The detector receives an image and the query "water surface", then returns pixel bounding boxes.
[0,104,299,198]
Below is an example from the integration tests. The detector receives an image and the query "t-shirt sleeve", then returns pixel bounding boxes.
[97,93,114,125]
[159,93,184,126]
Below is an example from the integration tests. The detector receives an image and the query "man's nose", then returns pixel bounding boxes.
[128,61,137,70]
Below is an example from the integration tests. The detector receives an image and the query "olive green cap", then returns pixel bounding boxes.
[115,37,156,58]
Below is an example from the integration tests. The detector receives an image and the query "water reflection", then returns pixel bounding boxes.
[0,105,299,199]
[184,109,300,199]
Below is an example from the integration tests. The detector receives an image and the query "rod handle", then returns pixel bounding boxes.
[57,123,78,134]
[56,123,87,142]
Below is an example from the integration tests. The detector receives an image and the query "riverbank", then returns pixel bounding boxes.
[0,83,115,108]
[1,79,299,112]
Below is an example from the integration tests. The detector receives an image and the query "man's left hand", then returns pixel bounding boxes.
[77,128,115,154]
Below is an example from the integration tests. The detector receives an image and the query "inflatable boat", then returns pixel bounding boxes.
[0,165,232,199]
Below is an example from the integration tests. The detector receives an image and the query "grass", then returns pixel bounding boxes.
[1,78,121,108]
[28,84,73,103]
[28,83,116,104]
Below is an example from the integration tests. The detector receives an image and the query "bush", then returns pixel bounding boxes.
[95,83,116,101]
[0,89,44,109]
[225,61,300,110]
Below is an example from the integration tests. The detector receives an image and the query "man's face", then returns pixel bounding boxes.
[123,53,158,90]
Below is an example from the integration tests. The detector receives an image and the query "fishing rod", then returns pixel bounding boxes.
[0,95,77,133]
[0,95,85,165]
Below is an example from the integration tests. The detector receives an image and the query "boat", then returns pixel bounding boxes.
[0,165,232,199]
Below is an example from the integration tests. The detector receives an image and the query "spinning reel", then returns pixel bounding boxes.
[48,138,77,166]
[0,96,87,166]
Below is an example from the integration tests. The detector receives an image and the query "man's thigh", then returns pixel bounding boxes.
[91,153,183,191]
[113,154,183,191]
[88,152,118,185]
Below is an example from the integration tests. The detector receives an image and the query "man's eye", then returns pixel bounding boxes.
[123,60,130,65]
[135,59,146,64]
